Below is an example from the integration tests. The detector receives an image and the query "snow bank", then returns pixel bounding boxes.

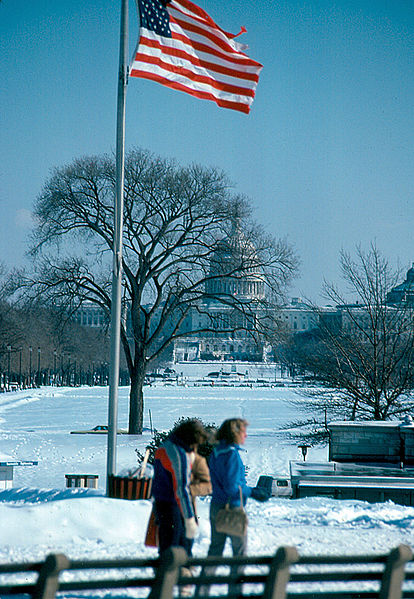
[0,385,413,563]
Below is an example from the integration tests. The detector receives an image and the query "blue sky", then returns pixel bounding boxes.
[1,0,413,300]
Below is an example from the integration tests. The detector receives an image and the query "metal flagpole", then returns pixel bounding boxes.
[106,0,129,494]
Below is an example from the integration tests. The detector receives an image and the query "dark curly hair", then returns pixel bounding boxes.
[172,418,207,447]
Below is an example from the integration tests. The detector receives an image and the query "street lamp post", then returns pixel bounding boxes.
[299,444,310,461]
[29,346,32,387]
[53,350,57,385]
[66,356,71,386]
[19,348,22,388]
[37,347,41,387]
[7,345,11,391]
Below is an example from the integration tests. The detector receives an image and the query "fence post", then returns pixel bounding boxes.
[262,546,299,599]
[33,553,71,599]
[151,547,188,599]
[379,544,413,599]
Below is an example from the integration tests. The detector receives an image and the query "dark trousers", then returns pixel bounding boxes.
[196,502,247,597]
[154,500,190,554]
[207,502,247,558]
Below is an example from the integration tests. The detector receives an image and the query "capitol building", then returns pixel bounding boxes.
[74,237,414,367]
[74,228,318,364]
[172,229,275,363]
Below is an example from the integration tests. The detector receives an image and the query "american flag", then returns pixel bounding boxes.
[130,0,263,114]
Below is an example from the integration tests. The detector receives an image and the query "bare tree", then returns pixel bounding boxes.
[286,245,414,444]
[0,265,25,362]
[14,148,298,433]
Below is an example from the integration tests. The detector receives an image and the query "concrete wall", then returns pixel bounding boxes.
[328,421,414,465]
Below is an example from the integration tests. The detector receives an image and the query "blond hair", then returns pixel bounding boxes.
[216,418,248,444]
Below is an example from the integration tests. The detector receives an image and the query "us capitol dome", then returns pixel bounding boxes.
[386,263,414,305]
[172,226,268,363]
[204,228,265,302]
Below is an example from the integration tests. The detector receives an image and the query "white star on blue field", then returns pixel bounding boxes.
[139,0,172,36]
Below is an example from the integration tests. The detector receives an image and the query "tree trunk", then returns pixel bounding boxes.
[128,367,145,434]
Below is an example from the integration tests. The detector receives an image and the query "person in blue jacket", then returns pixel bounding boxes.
[207,418,269,560]
[152,419,207,554]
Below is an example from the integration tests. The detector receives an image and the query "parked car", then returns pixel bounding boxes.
[70,425,128,434]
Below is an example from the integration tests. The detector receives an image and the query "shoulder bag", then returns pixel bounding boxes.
[215,486,248,538]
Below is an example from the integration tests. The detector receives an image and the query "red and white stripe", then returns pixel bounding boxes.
[130,0,263,113]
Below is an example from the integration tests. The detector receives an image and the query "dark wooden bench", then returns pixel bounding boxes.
[0,552,166,599]
[0,544,413,599]
[285,545,414,599]
[179,545,414,599]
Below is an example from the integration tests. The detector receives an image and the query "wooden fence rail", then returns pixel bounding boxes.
[0,544,413,599]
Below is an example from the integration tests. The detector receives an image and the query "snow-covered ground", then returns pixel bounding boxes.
[1,384,414,564]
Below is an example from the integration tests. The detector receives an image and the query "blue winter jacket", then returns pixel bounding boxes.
[209,441,252,507]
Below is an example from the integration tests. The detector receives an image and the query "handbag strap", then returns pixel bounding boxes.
[224,486,244,510]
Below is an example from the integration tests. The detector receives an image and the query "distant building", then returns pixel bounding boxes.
[277,298,317,333]
[386,263,414,306]
[322,263,414,338]
[74,302,107,328]
[74,244,413,366]
[173,227,270,362]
